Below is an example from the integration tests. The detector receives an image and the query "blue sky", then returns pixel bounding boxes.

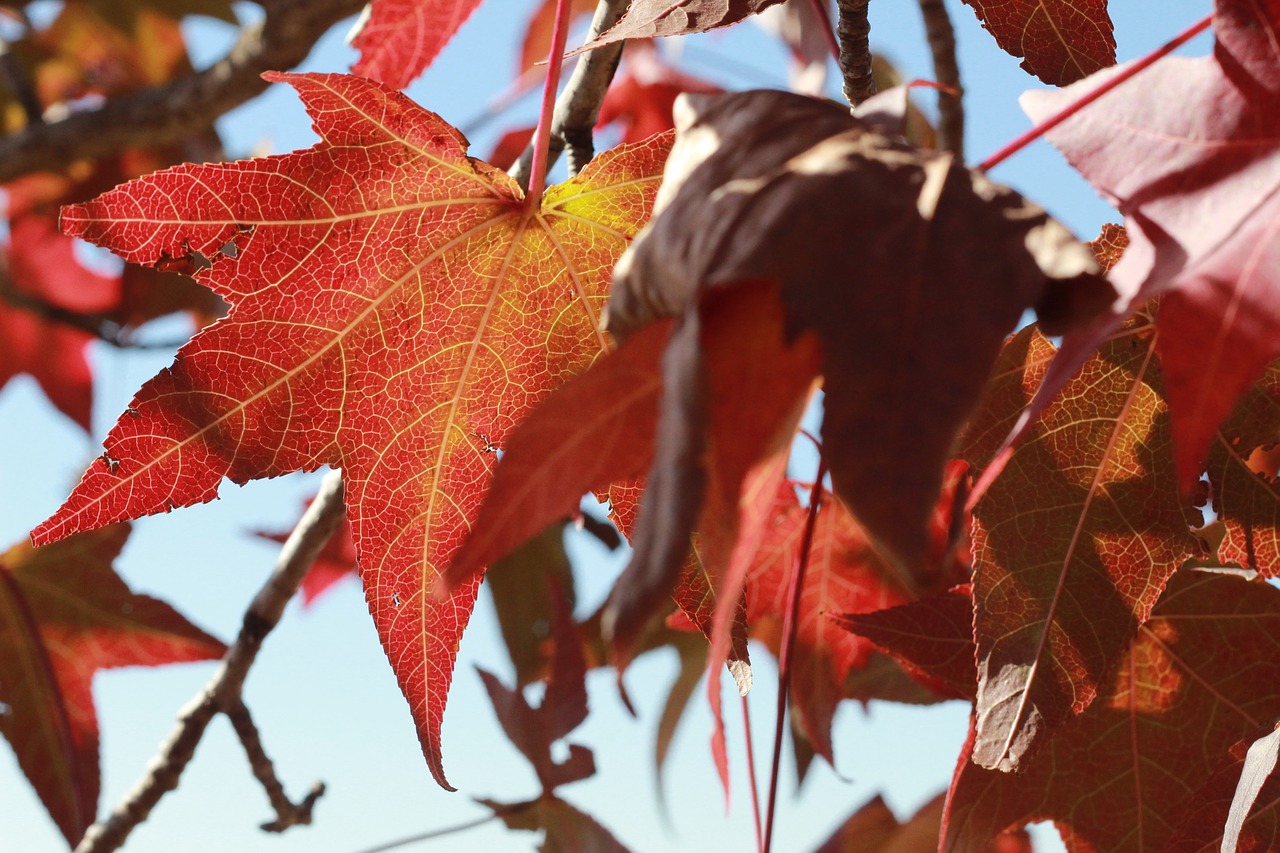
[0,1,1213,851]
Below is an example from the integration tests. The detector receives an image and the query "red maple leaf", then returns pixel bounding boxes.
[0,525,225,846]
[1020,0,1280,488]
[959,0,1115,85]
[350,0,484,90]
[32,73,670,789]
[939,570,1280,853]
[959,316,1199,772]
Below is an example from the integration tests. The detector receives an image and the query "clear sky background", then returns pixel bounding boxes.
[0,1,1213,851]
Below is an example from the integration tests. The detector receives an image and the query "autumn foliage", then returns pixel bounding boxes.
[3,0,1280,851]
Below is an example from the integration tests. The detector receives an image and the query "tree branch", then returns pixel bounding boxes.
[836,0,876,105]
[0,0,366,185]
[224,699,325,832]
[0,272,195,350]
[75,470,347,853]
[916,0,964,158]
[510,0,629,188]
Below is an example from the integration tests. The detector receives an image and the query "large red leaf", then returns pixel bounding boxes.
[959,0,1115,85]
[1019,0,1280,488]
[32,73,670,789]
[941,570,1280,853]
[960,318,1198,772]
[0,525,225,845]
[349,0,484,91]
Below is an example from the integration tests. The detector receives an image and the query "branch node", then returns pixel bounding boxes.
[836,0,876,105]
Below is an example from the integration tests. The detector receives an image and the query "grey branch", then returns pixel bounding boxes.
[509,0,629,188]
[917,0,964,158]
[0,0,366,185]
[225,699,326,832]
[836,0,876,105]
[75,471,347,853]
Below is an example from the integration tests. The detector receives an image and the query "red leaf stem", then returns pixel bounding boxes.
[526,0,574,207]
[977,13,1212,173]
[807,0,841,63]
[741,692,764,853]
[763,457,828,853]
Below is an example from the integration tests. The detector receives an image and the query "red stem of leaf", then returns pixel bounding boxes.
[741,693,764,853]
[807,0,841,63]
[762,456,827,853]
[526,0,574,208]
[977,13,1213,172]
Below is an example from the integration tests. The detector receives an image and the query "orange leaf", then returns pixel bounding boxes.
[33,73,671,789]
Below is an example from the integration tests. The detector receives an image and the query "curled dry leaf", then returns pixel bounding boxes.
[607,88,1112,647]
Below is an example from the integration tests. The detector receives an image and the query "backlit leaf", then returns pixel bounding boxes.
[33,73,670,789]
[960,319,1199,772]
[942,570,1280,853]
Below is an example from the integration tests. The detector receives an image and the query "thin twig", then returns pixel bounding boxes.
[835,0,875,105]
[0,275,195,350]
[916,0,964,157]
[75,471,347,853]
[762,459,827,853]
[509,0,629,188]
[0,0,366,185]
[224,699,325,832]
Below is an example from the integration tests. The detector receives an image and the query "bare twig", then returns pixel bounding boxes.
[75,471,347,853]
[0,274,195,350]
[836,0,875,105]
[510,0,629,188]
[224,699,325,832]
[0,0,366,185]
[916,0,964,157]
